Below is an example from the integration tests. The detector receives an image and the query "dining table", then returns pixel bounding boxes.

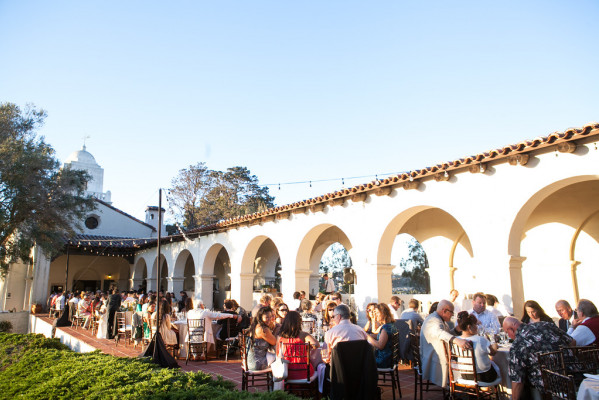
[578,376,599,400]
[492,342,512,399]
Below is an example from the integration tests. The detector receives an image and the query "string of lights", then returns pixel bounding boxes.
[260,171,405,190]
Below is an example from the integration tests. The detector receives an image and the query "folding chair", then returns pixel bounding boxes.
[186,318,208,364]
[377,330,402,400]
[240,330,273,392]
[444,341,501,400]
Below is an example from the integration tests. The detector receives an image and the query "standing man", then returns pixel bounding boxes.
[323,273,335,295]
[420,300,471,388]
[555,300,575,332]
[469,292,501,334]
[567,299,599,346]
[503,316,574,400]
[449,289,461,314]
[388,296,403,319]
[107,289,121,339]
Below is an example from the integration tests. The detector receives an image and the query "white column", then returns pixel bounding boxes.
[193,274,214,309]
[309,273,320,297]
[129,278,144,291]
[294,269,312,296]
[30,246,51,308]
[167,277,185,294]
[145,278,157,292]
[238,273,255,310]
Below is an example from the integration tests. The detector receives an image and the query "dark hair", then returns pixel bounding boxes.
[473,292,487,303]
[429,301,439,314]
[158,299,170,322]
[276,302,289,316]
[224,299,234,310]
[522,300,552,323]
[457,311,478,331]
[331,292,342,301]
[324,301,336,325]
[486,294,498,306]
[184,297,193,311]
[365,302,377,322]
[376,303,395,324]
[250,306,273,341]
[293,291,301,300]
[280,311,302,338]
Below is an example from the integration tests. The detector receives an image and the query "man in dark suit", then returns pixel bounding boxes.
[555,299,575,332]
[107,289,122,339]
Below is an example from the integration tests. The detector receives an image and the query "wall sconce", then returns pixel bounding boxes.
[107,275,112,279]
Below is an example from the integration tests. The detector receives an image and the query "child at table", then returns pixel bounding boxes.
[457,311,500,383]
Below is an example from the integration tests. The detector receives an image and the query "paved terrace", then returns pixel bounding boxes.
[34,316,444,399]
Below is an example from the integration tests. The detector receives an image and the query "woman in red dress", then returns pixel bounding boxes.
[277,311,320,380]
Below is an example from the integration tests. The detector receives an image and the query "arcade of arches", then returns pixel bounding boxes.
[39,126,599,321]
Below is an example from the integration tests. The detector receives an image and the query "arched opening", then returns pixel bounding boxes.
[319,243,353,295]
[173,250,195,295]
[213,247,231,311]
[132,258,147,291]
[183,257,195,292]
[152,255,168,293]
[391,234,430,294]
[378,206,473,310]
[512,179,599,315]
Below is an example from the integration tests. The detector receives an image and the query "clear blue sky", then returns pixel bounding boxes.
[1,1,597,221]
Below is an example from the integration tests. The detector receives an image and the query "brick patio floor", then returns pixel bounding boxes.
[42,317,445,399]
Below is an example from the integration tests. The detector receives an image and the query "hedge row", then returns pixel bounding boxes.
[0,333,297,400]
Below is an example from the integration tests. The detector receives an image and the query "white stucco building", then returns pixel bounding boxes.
[1,123,598,323]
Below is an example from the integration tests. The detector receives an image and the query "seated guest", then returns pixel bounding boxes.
[521,300,553,324]
[218,299,242,340]
[456,311,499,383]
[400,299,424,330]
[152,299,178,346]
[300,299,318,321]
[77,294,92,329]
[313,292,326,313]
[469,292,501,334]
[251,294,272,318]
[247,306,277,371]
[420,300,471,388]
[330,292,343,306]
[367,303,398,368]
[567,299,599,346]
[503,316,574,400]
[277,311,319,379]
[388,296,403,319]
[555,299,576,332]
[485,294,507,318]
[290,291,302,311]
[324,304,368,360]
[363,302,379,334]
[449,289,461,313]
[323,301,337,328]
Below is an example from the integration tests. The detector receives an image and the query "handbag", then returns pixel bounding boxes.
[271,342,290,382]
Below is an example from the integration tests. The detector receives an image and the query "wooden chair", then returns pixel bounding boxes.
[90,313,100,335]
[218,318,239,362]
[239,330,273,392]
[114,312,131,346]
[377,330,402,400]
[186,318,208,365]
[540,369,576,400]
[561,346,599,380]
[281,341,317,398]
[409,333,425,400]
[537,350,566,374]
[70,305,86,330]
[444,341,502,400]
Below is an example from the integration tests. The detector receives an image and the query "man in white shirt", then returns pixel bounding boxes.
[324,305,367,358]
[388,296,403,319]
[568,299,599,346]
[323,274,335,294]
[469,292,501,334]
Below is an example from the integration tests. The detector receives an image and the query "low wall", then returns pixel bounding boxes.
[0,311,30,334]
[29,315,96,353]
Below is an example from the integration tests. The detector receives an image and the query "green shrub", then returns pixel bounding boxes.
[0,333,298,400]
[0,321,12,333]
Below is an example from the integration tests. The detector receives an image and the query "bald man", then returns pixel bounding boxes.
[503,316,575,400]
[420,299,471,388]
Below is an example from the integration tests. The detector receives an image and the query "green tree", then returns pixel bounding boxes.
[167,164,274,229]
[0,103,94,276]
[398,238,430,293]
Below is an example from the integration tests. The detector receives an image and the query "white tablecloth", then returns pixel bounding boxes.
[173,320,188,359]
[578,378,599,400]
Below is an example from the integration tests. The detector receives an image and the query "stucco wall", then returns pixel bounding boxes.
[0,311,30,334]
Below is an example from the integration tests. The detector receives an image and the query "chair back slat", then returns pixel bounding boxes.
[280,340,311,382]
[537,350,565,374]
[561,346,599,376]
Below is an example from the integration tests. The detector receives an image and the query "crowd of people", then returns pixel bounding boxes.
[47,287,598,398]
[419,290,599,400]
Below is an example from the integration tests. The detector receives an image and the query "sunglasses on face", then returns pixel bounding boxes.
[279,309,289,312]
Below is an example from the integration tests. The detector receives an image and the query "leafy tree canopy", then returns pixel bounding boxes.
[167,162,274,229]
[0,103,94,276]
[395,237,430,294]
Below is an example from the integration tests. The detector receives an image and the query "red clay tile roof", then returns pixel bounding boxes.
[186,122,599,235]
